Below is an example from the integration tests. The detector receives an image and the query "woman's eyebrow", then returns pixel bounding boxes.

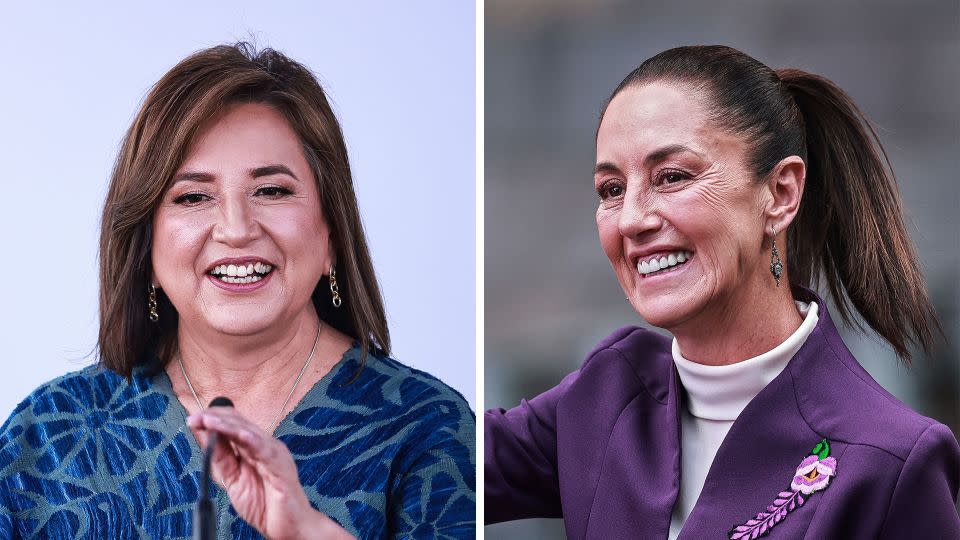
[170,170,215,184]
[250,164,299,181]
[594,144,705,176]
[644,144,704,165]
[594,162,621,176]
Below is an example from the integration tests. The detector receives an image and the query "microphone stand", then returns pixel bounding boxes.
[193,397,234,540]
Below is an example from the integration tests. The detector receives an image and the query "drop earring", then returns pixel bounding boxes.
[329,265,342,308]
[148,284,159,322]
[769,228,783,287]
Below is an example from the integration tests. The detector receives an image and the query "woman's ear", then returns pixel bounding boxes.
[764,155,806,235]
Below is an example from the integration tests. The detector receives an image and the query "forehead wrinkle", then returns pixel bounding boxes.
[599,85,717,171]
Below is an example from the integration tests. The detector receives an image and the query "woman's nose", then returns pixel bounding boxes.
[212,195,260,246]
[618,193,663,239]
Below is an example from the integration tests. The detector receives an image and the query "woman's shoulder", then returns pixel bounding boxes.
[560,325,675,401]
[298,347,474,444]
[292,350,475,537]
[0,363,172,485]
[0,364,170,467]
[289,349,475,508]
[580,325,668,356]
[322,348,474,422]
[793,331,960,535]
[791,320,957,463]
[2,364,152,430]
[808,349,957,461]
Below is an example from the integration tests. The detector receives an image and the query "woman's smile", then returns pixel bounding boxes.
[206,257,276,291]
[636,250,695,279]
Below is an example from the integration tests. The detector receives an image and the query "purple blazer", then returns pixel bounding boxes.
[485,287,960,538]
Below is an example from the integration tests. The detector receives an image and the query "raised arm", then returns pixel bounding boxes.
[485,369,582,523]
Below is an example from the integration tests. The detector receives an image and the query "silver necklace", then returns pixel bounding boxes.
[177,321,323,434]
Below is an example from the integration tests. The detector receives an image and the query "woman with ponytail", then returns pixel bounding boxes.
[486,45,959,538]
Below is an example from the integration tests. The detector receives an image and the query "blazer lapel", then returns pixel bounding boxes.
[678,291,847,539]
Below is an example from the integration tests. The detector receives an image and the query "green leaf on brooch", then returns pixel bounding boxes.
[811,439,830,459]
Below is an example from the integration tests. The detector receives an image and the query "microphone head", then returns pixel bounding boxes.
[208,396,234,408]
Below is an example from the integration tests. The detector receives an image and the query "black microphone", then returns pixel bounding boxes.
[194,396,234,540]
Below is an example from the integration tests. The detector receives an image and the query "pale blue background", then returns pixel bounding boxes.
[0,1,476,418]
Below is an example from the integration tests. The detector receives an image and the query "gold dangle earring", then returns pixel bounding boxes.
[148,284,160,322]
[769,227,783,287]
[329,265,342,308]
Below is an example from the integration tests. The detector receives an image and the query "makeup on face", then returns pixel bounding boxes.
[151,103,331,337]
[594,82,765,329]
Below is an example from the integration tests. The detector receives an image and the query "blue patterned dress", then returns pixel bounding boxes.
[0,346,475,539]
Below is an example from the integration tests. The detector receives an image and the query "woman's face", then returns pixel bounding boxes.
[152,103,330,338]
[594,82,768,330]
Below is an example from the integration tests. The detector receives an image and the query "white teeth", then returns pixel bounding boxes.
[637,250,693,276]
[210,262,274,277]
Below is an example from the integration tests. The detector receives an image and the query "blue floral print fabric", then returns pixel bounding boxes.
[0,346,476,539]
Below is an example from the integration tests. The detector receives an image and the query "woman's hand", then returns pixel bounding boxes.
[187,408,356,540]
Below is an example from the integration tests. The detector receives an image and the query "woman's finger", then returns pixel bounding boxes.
[190,411,295,483]
[193,408,258,439]
[211,431,243,485]
[187,414,244,486]
[197,412,280,463]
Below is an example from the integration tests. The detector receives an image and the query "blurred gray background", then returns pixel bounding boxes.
[484,0,960,536]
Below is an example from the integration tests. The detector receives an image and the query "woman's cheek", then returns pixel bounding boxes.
[596,206,622,263]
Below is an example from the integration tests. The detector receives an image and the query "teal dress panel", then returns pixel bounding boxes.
[0,347,475,539]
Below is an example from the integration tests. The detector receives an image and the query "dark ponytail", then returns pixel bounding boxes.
[603,45,940,362]
[776,69,939,361]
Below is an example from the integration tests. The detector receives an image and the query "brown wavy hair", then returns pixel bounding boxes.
[601,45,940,363]
[98,43,390,378]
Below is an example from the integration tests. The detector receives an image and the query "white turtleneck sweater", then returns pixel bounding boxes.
[667,301,819,539]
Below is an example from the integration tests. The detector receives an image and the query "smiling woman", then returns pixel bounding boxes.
[0,44,475,539]
[152,103,335,355]
[593,80,810,355]
[485,45,959,538]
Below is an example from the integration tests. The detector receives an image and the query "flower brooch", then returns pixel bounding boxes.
[729,439,837,539]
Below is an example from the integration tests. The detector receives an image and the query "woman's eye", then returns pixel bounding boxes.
[598,183,625,200]
[658,170,689,185]
[256,186,293,198]
[173,193,209,205]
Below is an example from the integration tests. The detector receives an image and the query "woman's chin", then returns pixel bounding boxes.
[630,294,699,330]
[196,311,281,338]
[626,271,712,329]
[637,309,686,330]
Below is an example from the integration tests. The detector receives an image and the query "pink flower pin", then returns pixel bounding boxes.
[730,439,837,539]
[791,453,837,494]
